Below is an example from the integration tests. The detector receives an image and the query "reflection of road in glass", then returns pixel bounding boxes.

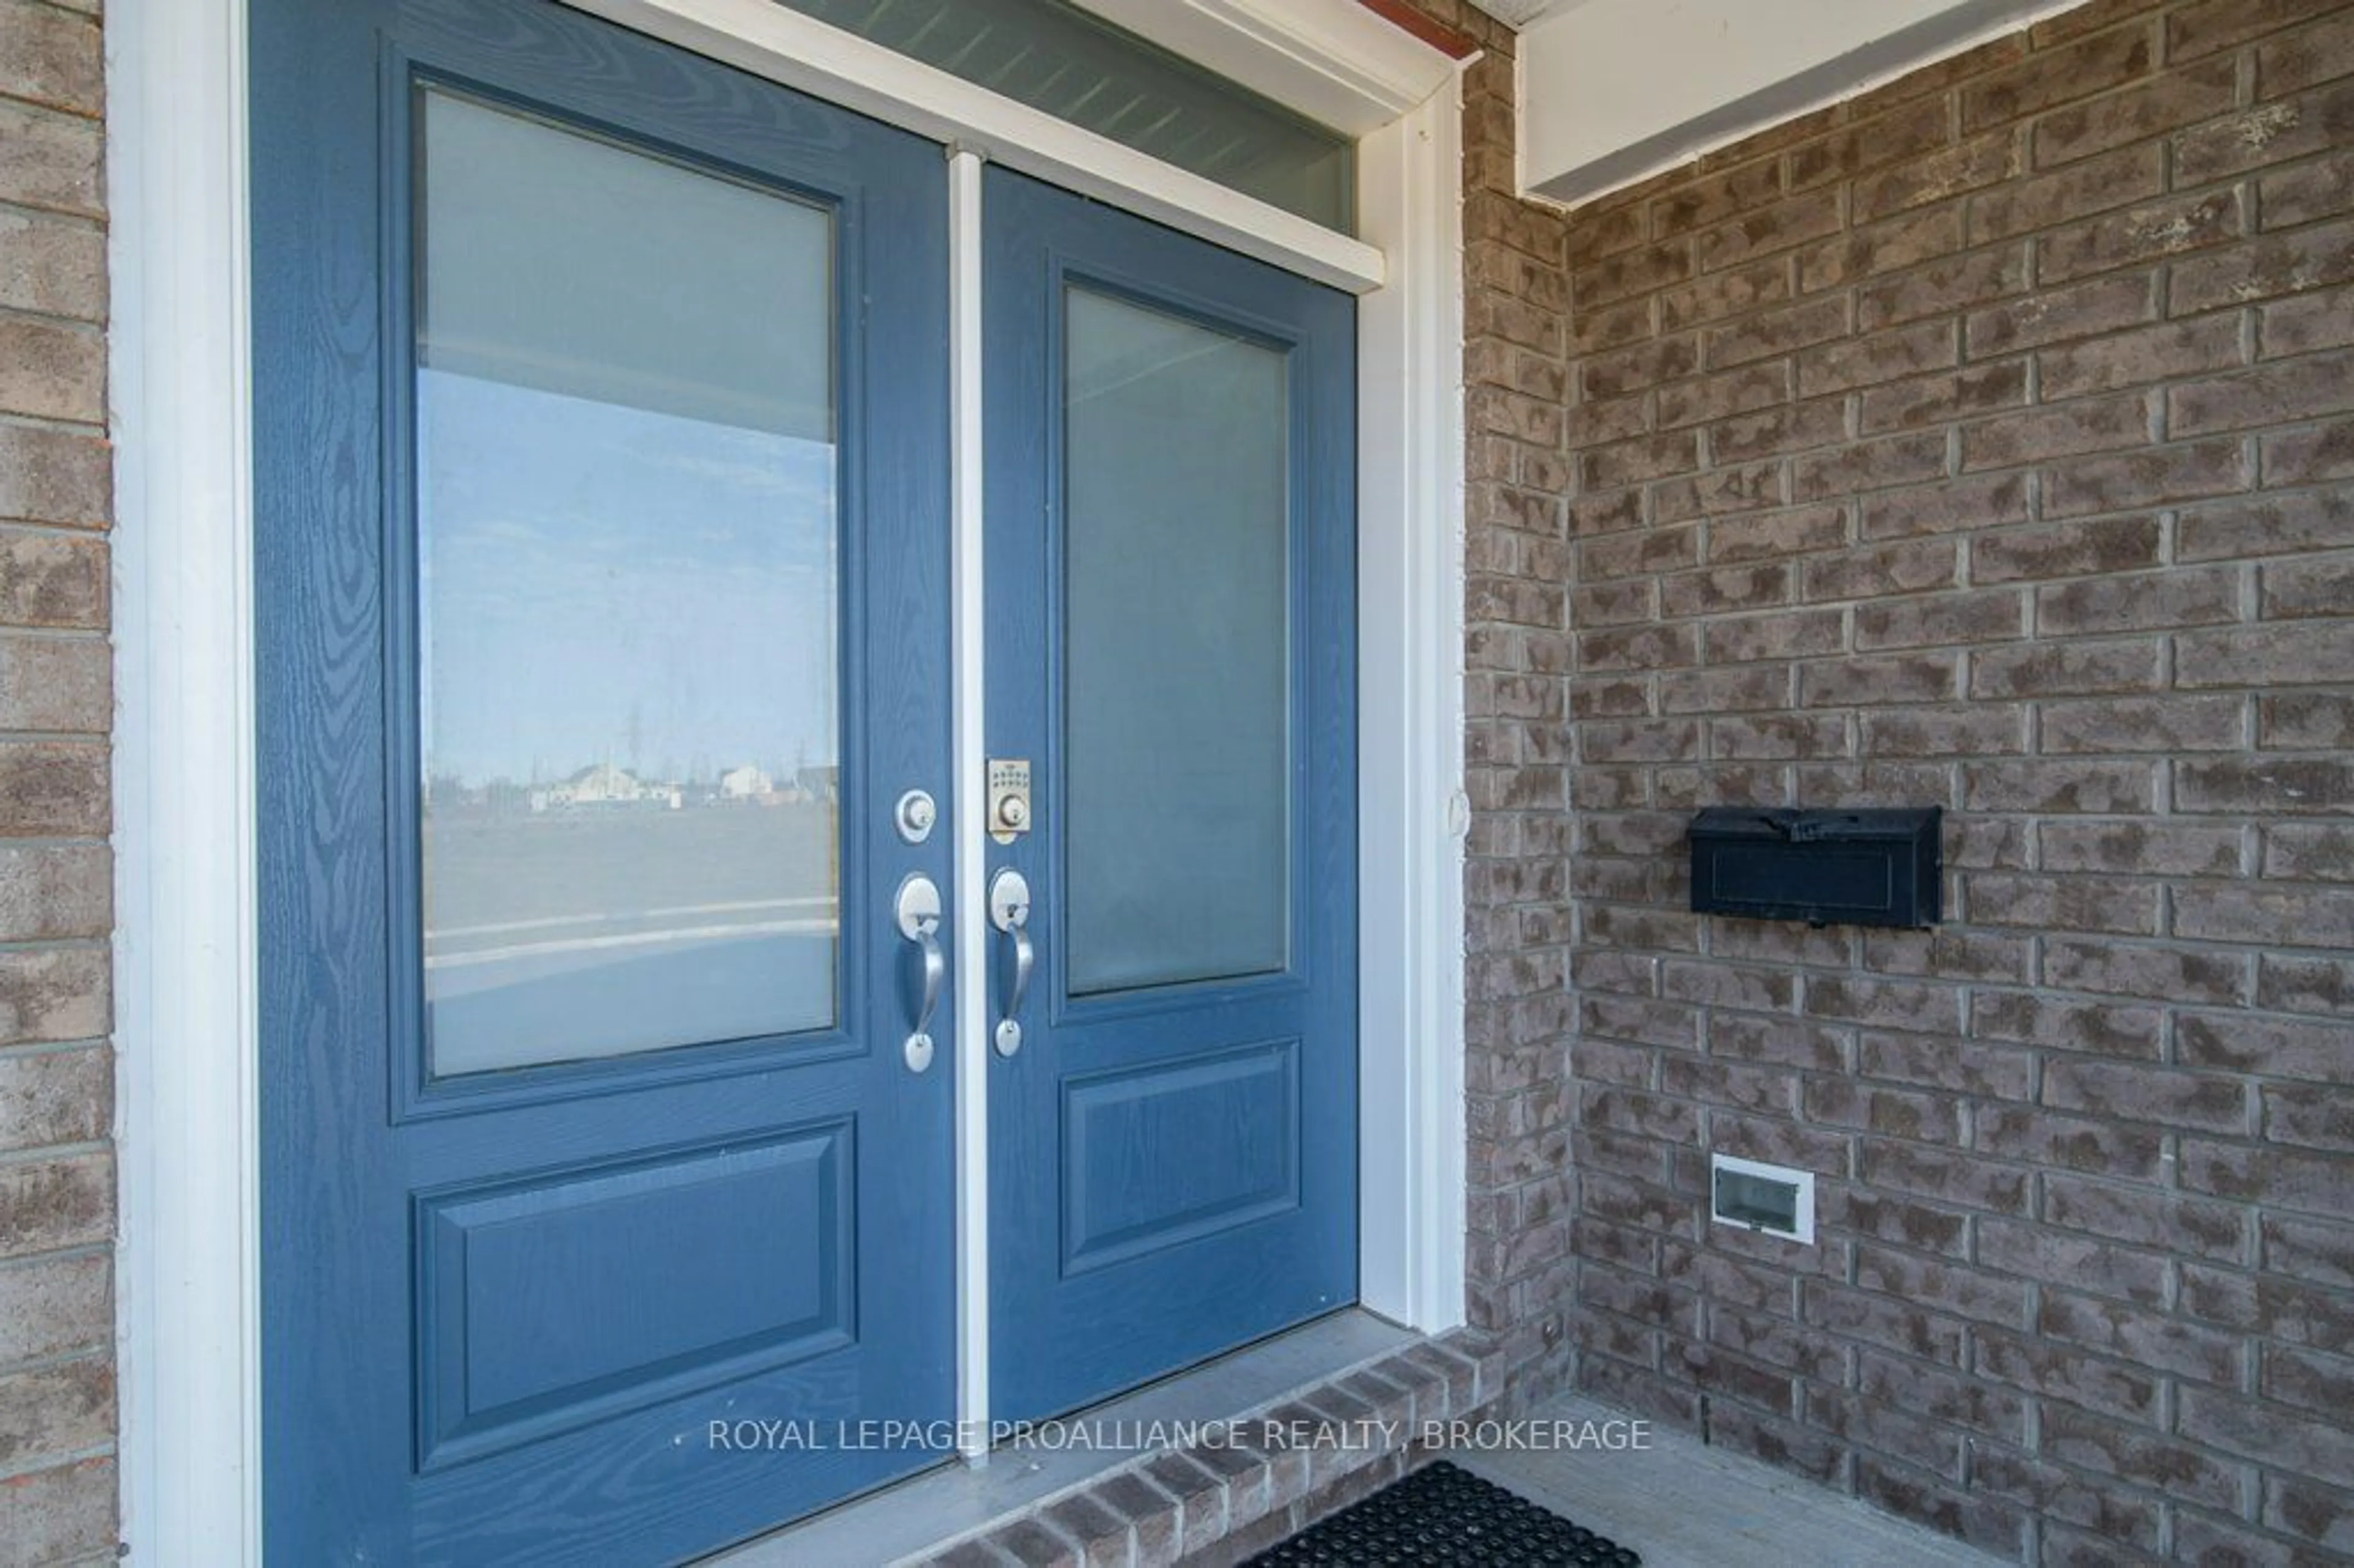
[423,804,840,1076]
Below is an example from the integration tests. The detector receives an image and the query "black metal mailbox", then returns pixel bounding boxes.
[1688,806,1943,929]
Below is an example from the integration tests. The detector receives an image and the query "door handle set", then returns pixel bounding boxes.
[988,869,1032,1057]
[894,874,945,1073]
[892,815,1036,1072]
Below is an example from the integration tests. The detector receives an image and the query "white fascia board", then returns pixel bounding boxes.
[1520,0,2097,207]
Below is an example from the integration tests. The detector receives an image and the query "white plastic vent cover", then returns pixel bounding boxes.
[1710,1153,1815,1244]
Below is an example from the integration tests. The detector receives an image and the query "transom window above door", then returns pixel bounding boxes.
[773,0,1358,229]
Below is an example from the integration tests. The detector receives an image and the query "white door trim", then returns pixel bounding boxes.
[109,0,1468,1556]
[109,0,262,1561]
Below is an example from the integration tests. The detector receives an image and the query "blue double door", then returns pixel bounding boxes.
[254,0,1355,1560]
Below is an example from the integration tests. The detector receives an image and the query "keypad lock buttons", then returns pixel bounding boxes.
[988,759,1032,844]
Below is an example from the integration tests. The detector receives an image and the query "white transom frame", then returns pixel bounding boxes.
[109,0,1469,1556]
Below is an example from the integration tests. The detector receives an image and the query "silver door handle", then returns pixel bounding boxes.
[895,874,944,1073]
[989,869,1032,1057]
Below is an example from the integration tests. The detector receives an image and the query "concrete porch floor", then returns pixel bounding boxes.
[1451,1396,2003,1568]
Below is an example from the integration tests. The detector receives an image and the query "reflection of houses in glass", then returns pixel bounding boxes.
[711,762,839,806]
[719,763,772,799]
[529,761,684,813]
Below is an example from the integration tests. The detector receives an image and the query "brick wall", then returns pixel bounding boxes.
[1535,0,2354,1560]
[0,1,116,1564]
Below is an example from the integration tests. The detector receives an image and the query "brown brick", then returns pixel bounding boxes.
[2169,215,2354,316]
[1791,433,1948,501]
[1797,650,1961,707]
[1981,516,2167,585]
[1853,588,2025,650]
[0,1357,113,1486]
[0,740,105,837]
[1693,189,1847,274]
[0,633,106,733]
[1707,397,1845,462]
[2180,1142,2344,1234]
[2043,693,2249,755]
[1650,159,1785,237]
[1857,471,2027,539]
[1859,702,2027,756]
[2173,344,2354,436]
[1965,23,2158,133]
[1964,758,2158,812]
[2178,1387,2354,1490]
[2258,143,2354,229]
[0,1453,115,1564]
[1800,539,1959,601]
[1959,389,2152,470]
[0,207,104,324]
[0,1043,107,1153]
[1857,361,2028,435]
[2168,0,2336,63]
[2031,57,2240,167]
[0,422,109,530]
[1963,872,2161,935]
[2038,313,2246,399]
[2264,691,2354,748]
[2174,79,2354,185]
[0,1150,108,1259]
[2176,884,2354,949]
[1796,319,1956,397]
[0,99,102,219]
[2040,186,2243,285]
[2256,7,2354,97]
[0,316,102,426]
[2260,950,2354,1015]
[2266,822,2354,880]
[2043,937,2250,1005]
[1702,297,1850,371]
[1853,131,2024,223]
[1968,637,2166,699]
[1857,244,2032,331]
[1968,272,2155,357]
[2044,1174,2251,1266]
[0,1247,108,1364]
[2179,755,2354,815]
[2263,284,2354,360]
[0,843,107,941]
[2178,622,2354,687]
[1970,142,2163,243]
[2179,487,2353,561]
[2042,437,2250,519]
[1705,504,1848,562]
[2264,555,2354,619]
[1796,204,1963,294]
[1979,1217,2168,1305]
[1656,563,1791,619]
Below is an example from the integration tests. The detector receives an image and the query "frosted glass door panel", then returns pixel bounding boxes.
[415,91,842,1076]
[1063,286,1289,996]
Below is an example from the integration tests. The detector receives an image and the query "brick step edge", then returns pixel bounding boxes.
[906,1329,1506,1568]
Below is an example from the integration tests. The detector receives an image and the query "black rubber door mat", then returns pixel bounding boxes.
[1249,1460,1642,1566]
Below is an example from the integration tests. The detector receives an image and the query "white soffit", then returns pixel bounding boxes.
[1075,0,1463,133]
[1519,0,2098,207]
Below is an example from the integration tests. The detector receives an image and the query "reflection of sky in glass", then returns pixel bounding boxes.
[417,368,840,787]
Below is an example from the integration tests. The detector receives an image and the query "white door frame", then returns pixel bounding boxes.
[109,0,1468,1557]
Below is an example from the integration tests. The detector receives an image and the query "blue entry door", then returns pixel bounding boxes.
[983,168,1360,1420]
[252,0,954,1559]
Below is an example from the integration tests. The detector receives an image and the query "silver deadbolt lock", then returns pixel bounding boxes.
[894,788,937,845]
[988,758,1035,843]
[987,759,1031,844]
